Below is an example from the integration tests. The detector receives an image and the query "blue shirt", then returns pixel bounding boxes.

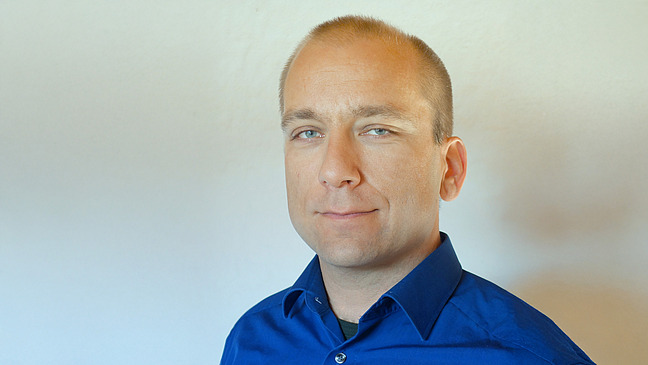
[221,233,594,364]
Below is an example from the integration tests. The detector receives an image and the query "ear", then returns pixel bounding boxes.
[439,137,467,202]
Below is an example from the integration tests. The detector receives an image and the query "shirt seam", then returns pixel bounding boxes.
[447,300,555,365]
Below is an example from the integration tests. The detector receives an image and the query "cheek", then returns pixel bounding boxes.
[285,157,314,208]
[285,170,299,203]
[371,150,440,204]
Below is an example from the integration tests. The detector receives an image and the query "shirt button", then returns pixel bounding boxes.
[334,352,347,364]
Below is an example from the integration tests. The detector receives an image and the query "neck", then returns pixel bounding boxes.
[320,232,441,323]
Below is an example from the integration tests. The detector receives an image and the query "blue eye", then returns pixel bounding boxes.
[296,130,322,139]
[365,128,389,136]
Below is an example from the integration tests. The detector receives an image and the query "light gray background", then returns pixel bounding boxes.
[1,1,647,364]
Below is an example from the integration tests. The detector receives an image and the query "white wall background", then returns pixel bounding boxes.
[1,1,647,364]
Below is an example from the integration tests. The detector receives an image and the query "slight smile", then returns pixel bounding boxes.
[319,209,379,220]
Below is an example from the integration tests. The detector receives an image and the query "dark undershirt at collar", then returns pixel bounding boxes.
[337,318,358,340]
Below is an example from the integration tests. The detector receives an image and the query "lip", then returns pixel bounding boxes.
[319,209,378,220]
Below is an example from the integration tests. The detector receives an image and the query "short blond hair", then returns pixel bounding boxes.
[279,15,453,144]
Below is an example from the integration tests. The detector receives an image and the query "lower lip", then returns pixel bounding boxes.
[320,210,377,220]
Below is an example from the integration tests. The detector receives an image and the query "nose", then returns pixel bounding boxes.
[318,133,361,189]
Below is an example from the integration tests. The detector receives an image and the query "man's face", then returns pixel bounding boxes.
[282,38,446,271]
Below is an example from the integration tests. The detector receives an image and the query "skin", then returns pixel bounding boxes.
[282,36,467,322]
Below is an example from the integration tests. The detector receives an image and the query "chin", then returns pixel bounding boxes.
[313,239,383,269]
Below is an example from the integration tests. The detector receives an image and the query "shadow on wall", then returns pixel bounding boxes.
[514,275,648,364]
[475,85,648,362]
[490,102,644,240]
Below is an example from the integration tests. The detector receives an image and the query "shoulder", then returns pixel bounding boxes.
[221,288,291,363]
[450,271,546,323]
[446,271,593,364]
[228,287,290,332]
[449,271,559,343]
[244,288,289,315]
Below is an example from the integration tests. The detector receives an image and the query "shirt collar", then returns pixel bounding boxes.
[382,232,463,340]
[282,256,328,318]
[282,232,463,340]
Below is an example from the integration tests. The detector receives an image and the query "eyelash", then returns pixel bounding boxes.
[363,128,390,136]
[291,127,393,140]
[293,129,323,140]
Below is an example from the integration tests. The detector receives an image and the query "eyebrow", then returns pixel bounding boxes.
[280,104,410,132]
[351,105,408,121]
[281,109,320,132]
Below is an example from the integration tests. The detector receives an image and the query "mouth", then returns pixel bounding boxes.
[319,209,378,220]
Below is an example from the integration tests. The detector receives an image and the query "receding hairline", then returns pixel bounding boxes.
[278,15,453,143]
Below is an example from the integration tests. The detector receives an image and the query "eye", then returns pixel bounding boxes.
[364,128,390,136]
[295,130,323,139]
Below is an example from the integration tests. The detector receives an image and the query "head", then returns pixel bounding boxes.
[280,16,467,272]
[280,16,453,144]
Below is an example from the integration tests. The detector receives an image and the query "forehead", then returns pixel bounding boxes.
[283,37,427,117]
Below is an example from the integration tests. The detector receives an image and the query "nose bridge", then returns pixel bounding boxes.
[318,129,360,188]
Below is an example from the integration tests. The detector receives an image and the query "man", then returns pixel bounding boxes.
[222,16,594,364]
